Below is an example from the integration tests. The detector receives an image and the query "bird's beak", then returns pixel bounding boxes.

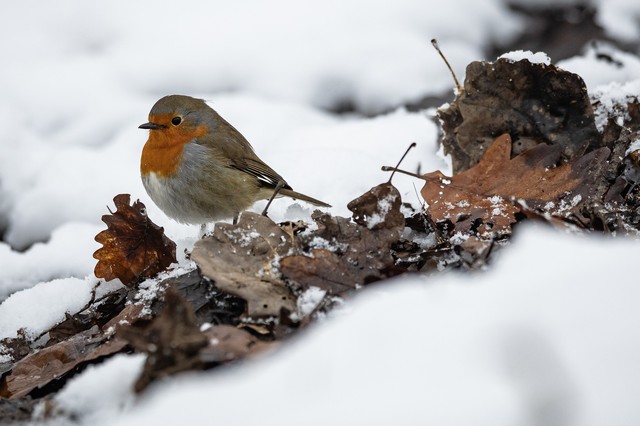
[138,122,166,130]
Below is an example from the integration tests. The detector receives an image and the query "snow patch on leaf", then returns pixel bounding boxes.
[591,80,640,132]
[0,277,94,340]
[499,50,551,65]
[293,286,327,320]
[366,192,398,229]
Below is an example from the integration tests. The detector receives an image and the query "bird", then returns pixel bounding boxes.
[139,94,330,225]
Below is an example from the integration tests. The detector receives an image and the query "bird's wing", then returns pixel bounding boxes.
[230,157,292,190]
[208,111,292,190]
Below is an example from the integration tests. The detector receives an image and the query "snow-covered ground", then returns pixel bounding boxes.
[1,0,639,424]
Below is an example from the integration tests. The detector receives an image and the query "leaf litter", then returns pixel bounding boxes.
[2,55,640,422]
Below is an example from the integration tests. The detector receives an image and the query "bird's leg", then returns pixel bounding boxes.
[262,179,286,217]
[199,223,208,239]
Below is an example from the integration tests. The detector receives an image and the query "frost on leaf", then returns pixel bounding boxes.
[191,212,297,318]
[280,207,404,293]
[93,194,177,286]
[280,184,405,293]
[347,182,404,230]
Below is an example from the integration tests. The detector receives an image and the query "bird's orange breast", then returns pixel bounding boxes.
[140,114,208,177]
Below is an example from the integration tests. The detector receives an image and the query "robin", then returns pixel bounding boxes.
[139,95,330,224]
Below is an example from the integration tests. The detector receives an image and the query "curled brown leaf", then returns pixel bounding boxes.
[93,194,176,286]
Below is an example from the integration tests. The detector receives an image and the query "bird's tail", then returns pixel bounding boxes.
[279,188,331,208]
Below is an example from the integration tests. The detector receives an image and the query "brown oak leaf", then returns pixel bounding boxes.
[93,194,176,286]
[422,134,610,237]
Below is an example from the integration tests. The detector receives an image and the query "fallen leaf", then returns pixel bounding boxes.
[0,330,31,369]
[280,249,362,294]
[347,182,404,230]
[1,327,127,399]
[120,287,208,393]
[200,325,274,363]
[93,194,177,286]
[48,288,129,343]
[159,270,246,326]
[438,57,602,173]
[280,206,404,293]
[191,212,297,318]
[422,134,611,237]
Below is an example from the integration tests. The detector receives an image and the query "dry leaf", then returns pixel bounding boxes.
[93,194,177,286]
[159,270,246,325]
[191,212,297,318]
[280,208,404,293]
[49,288,129,343]
[1,327,127,399]
[347,182,404,230]
[119,287,208,392]
[200,325,274,363]
[422,134,610,237]
[280,249,362,294]
[438,57,602,173]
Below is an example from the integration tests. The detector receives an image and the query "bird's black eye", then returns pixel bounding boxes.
[171,116,182,126]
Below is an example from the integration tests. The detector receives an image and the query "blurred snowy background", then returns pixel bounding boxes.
[0,0,639,425]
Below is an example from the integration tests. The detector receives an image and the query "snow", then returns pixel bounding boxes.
[108,225,640,426]
[627,138,640,157]
[597,0,640,41]
[0,277,94,340]
[51,354,146,424]
[294,286,327,319]
[590,79,640,131]
[0,223,102,298]
[366,192,398,229]
[557,42,640,92]
[0,0,639,424]
[499,50,551,65]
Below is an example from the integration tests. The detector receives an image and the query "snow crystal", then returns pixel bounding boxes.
[222,227,262,248]
[410,231,437,250]
[486,195,505,216]
[133,264,195,316]
[555,195,583,215]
